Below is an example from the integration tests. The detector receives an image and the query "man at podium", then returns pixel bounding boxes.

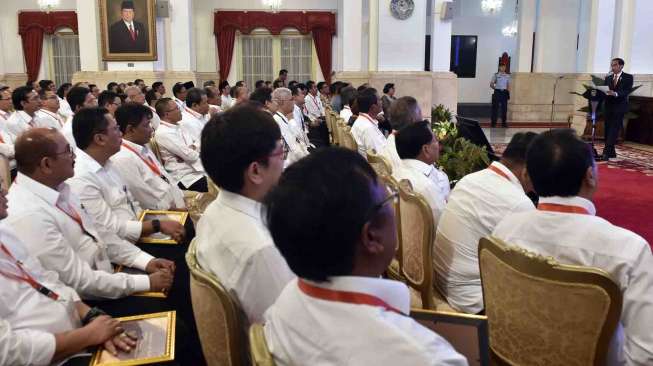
[603,58,633,160]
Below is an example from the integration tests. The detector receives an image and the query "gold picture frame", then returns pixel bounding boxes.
[137,210,188,245]
[99,0,158,61]
[113,265,166,298]
[90,311,176,366]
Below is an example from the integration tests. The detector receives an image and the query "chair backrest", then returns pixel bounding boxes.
[394,178,437,309]
[186,239,248,366]
[148,137,164,164]
[479,237,623,366]
[367,149,393,177]
[248,323,276,366]
[341,125,358,152]
[0,155,11,189]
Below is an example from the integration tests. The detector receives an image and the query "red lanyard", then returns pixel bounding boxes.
[487,165,511,182]
[121,142,163,177]
[298,279,405,315]
[0,243,59,300]
[56,202,98,242]
[359,113,376,125]
[537,203,590,215]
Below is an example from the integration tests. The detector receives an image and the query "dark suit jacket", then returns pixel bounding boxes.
[604,72,633,113]
[109,20,148,53]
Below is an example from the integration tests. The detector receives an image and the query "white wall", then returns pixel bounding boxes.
[193,0,338,77]
[630,0,653,73]
[0,0,77,75]
[377,0,427,71]
[533,0,581,73]
[452,0,518,103]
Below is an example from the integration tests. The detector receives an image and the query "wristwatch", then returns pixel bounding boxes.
[81,307,107,326]
[152,219,161,233]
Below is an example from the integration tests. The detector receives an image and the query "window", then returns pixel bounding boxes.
[450,35,477,78]
[237,30,317,86]
[50,32,80,86]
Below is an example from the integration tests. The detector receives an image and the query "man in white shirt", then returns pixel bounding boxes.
[233,85,249,106]
[112,103,185,211]
[339,86,356,122]
[205,85,223,116]
[196,104,294,324]
[66,107,185,244]
[125,85,159,130]
[154,98,208,192]
[272,88,309,168]
[6,86,41,141]
[263,148,467,366]
[180,87,209,143]
[219,80,233,110]
[35,89,65,129]
[63,86,98,148]
[381,96,422,169]
[434,132,537,313]
[393,121,447,224]
[57,83,74,119]
[289,84,311,148]
[7,128,174,300]
[351,87,387,158]
[0,87,15,168]
[304,80,324,123]
[171,82,187,111]
[492,129,653,365]
[98,90,122,117]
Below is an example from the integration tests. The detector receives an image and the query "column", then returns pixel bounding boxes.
[430,0,452,72]
[368,0,379,71]
[77,0,101,72]
[576,0,615,73]
[611,0,634,71]
[514,0,536,72]
[339,0,364,72]
[533,0,581,73]
[169,0,194,72]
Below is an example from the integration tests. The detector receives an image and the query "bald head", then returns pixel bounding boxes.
[15,128,61,175]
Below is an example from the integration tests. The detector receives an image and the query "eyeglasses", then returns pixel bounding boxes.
[267,139,289,160]
[53,144,75,157]
[364,186,399,221]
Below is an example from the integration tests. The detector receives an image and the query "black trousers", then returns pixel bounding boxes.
[604,105,625,157]
[178,176,208,193]
[491,90,509,126]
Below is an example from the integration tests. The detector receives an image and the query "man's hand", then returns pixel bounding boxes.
[148,269,173,292]
[160,220,185,242]
[103,331,138,356]
[84,315,123,346]
[145,258,175,274]
[606,90,616,96]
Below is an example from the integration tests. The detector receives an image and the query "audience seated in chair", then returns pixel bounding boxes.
[195,104,294,325]
[434,132,537,314]
[393,121,448,225]
[351,88,386,158]
[262,147,467,366]
[271,88,309,168]
[492,129,653,365]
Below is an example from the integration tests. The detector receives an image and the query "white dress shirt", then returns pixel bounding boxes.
[62,114,76,149]
[290,104,310,147]
[304,93,324,122]
[0,223,81,366]
[154,120,206,188]
[493,195,653,366]
[58,97,73,119]
[147,105,161,130]
[68,149,144,242]
[351,113,387,158]
[112,139,186,210]
[340,105,353,122]
[264,276,468,366]
[0,111,15,163]
[220,94,233,110]
[273,112,309,169]
[393,159,448,225]
[180,107,207,143]
[6,110,35,141]
[208,104,222,116]
[35,109,64,130]
[7,173,151,299]
[434,162,534,313]
[196,190,295,324]
[173,97,185,111]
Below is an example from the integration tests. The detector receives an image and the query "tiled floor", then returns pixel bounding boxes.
[481,127,551,144]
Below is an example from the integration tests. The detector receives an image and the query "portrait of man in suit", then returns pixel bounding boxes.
[109,1,149,53]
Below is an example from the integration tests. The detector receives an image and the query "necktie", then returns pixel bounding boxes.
[613,75,618,88]
[129,24,136,41]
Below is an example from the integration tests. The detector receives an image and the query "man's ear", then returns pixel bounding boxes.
[39,157,54,174]
[245,161,265,186]
[360,221,385,256]
[584,165,597,190]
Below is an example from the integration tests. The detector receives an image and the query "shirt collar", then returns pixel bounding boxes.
[402,159,434,177]
[121,138,149,155]
[123,20,134,28]
[358,113,377,125]
[216,190,264,221]
[303,276,410,314]
[490,161,523,191]
[538,196,596,216]
[74,149,104,174]
[159,120,179,129]
[184,106,203,119]
[17,110,32,122]
[14,172,63,206]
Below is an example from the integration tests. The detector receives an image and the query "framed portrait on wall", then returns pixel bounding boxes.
[99,0,157,61]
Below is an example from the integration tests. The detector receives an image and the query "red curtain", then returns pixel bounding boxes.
[214,11,335,84]
[217,28,236,84]
[18,11,78,82]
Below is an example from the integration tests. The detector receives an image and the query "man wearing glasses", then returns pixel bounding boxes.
[35,89,65,130]
[196,104,294,325]
[272,87,309,169]
[6,86,41,141]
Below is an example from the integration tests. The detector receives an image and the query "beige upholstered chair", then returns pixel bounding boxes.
[0,155,11,189]
[186,239,248,366]
[367,149,393,177]
[340,125,358,152]
[479,237,623,366]
[185,178,220,225]
[386,179,457,312]
[249,323,276,366]
[148,137,164,164]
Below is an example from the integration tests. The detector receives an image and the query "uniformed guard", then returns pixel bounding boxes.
[490,63,511,128]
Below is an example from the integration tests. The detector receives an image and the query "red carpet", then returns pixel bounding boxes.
[594,164,653,248]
